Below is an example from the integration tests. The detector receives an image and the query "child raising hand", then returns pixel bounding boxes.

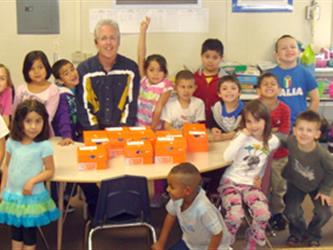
[136,17,173,130]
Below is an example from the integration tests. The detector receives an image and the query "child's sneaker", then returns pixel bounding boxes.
[245,229,257,250]
[269,213,287,231]
[287,235,301,247]
[308,239,320,247]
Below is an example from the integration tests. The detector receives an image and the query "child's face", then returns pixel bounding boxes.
[245,112,265,141]
[166,174,187,201]
[218,80,240,103]
[293,120,321,147]
[175,79,196,103]
[146,60,166,85]
[276,37,299,66]
[59,63,79,89]
[0,68,8,93]
[257,77,280,99]
[23,111,44,141]
[28,59,47,84]
[201,50,223,74]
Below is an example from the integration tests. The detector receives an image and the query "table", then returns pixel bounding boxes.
[52,139,231,250]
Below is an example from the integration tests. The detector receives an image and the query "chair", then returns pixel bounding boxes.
[84,175,157,250]
[207,156,276,250]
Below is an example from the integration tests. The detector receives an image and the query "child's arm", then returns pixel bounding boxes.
[151,91,171,130]
[2,87,12,127]
[207,231,223,250]
[151,213,176,250]
[308,88,320,112]
[0,136,6,167]
[138,17,150,78]
[223,130,248,162]
[316,150,333,206]
[163,121,174,130]
[2,116,9,128]
[195,99,206,124]
[315,193,331,206]
[0,152,10,198]
[12,85,23,114]
[54,93,74,146]
[211,129,236,142]
[23,155,55,195]
[46,84,60,123]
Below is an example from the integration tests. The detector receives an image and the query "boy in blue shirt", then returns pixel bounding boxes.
[270,34,319,125]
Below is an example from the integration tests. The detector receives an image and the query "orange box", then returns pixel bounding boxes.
[124,140,153,165]
[77,144,108,170]
[127,126,156,145]
[154,136,186,164]
[83,130,112,158]
[105,127,129,157]
[183,123,208,152]
[156,129,183,139]
[83,130,110,146]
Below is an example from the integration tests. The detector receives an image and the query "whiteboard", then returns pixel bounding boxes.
[89,8,209,33]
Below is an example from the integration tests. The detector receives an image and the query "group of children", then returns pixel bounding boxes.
[0,16,332,250]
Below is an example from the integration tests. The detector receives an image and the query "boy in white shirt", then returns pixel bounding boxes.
[152,162,231,250]
[161,70,205,130]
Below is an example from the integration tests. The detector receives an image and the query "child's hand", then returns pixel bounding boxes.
[242,128,250,136]
[23,180,34,195]
[151,242,164,250]
[140,16,151,33]
[211,127,222,136]
[253,175,262,189]
[211,127,222,141]
[315,193,332,206]
[58,138,74,146]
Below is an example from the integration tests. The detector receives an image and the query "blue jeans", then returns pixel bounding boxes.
[284,182,332,241]
[169,239,189,250]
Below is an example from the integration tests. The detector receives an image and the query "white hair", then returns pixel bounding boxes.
[94,19,120,42]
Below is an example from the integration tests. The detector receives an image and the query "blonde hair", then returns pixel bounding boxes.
[0,64,13,88]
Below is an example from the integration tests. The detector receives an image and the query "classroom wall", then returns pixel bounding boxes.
[0,0,332,86]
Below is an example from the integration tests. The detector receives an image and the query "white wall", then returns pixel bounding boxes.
[0,0,332,86]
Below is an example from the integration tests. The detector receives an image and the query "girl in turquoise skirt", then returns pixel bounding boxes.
[0,99,60,250]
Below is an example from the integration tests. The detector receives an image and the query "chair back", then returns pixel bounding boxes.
[92,175,151,227]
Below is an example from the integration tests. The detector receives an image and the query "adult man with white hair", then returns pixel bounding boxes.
[76,19,140,130]
[75,19,140,217]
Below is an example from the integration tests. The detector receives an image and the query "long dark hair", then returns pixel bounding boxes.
[22,50,52,83]
[11,99,50,142]
[241,99,272,149]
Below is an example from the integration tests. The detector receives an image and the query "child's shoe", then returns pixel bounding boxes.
[287,235,301,247]
[308,239,320,247]
[269,213,287,231]
[244,229,257,250]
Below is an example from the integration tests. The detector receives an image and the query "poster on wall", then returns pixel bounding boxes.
[89,8,208,33]
[232,0,293,12]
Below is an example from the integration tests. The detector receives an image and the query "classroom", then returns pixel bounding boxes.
[1,0,333,250]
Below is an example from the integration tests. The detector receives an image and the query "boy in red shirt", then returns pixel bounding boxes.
[194,39,227,128]
[256,72,291,231]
